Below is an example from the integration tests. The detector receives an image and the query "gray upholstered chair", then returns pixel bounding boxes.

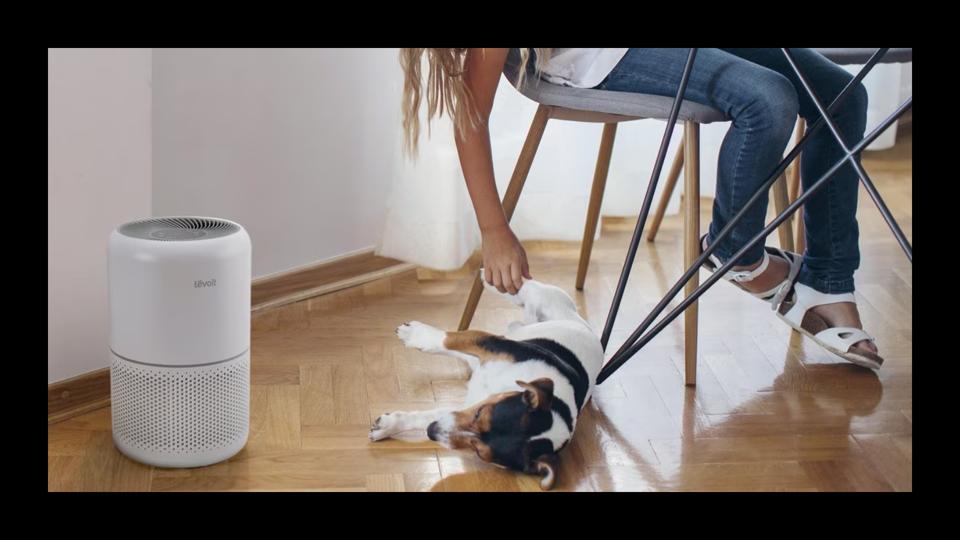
[457,51,728,385]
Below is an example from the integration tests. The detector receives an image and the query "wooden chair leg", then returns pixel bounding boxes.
[576,123,617,290]
[683,121,700,387]
[795,190,806,254]
[790,118,806,254]
[458,105,551,331]
[788,118,804,202]
[646,139,685,242]
[771,173,795,252]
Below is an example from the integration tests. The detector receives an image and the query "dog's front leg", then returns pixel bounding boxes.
[369,408,454,441]
[396,321,498,371]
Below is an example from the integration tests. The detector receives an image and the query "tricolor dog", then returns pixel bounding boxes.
[368,272,603,490]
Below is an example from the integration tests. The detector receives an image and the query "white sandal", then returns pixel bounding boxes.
[700,235,802,309]
[776,282,884,370]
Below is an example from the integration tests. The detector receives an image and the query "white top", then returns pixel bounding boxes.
[538,48,629,88]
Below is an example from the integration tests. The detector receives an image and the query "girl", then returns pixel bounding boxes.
[399,48,882,369]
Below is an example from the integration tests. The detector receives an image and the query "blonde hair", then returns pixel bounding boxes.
[399,48,552,158]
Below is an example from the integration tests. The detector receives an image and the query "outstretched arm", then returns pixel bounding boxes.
[456,48,531,295]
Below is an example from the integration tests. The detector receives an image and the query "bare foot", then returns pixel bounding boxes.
[807,301,879,355]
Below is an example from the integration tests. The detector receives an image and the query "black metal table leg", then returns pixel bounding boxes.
[597,95,912,384]
[600,48,698,350]
[780,48,913,262]
[597,48,911,384]
[605,48,890,368]
[601,48,889,365]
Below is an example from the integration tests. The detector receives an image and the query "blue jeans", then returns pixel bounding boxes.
[593,48,869,294]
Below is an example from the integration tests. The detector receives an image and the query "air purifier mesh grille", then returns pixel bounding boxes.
[111,355,249,457]
[117,217,241,241]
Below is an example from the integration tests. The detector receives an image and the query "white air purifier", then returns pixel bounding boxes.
[108,216,251,468]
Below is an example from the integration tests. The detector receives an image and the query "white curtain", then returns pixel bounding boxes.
[376,113,482,270]
[842,62,911,150]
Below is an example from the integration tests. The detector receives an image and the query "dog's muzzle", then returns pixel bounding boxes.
[427,421,440,441]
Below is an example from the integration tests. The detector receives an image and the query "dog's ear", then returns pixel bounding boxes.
[525,452,559,490]
[516,378,554,411]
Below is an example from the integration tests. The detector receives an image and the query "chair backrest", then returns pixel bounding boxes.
[502,48,528,89]
[815,48,912,65]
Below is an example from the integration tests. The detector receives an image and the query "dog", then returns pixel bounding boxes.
[368,271,603,490]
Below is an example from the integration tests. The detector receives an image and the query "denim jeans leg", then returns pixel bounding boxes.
[719,49,868,294]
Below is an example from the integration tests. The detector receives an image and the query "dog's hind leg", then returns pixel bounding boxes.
[480,270,544,323]
[480,268,526,306]
[484,272,584,324]
[369,407,454,441]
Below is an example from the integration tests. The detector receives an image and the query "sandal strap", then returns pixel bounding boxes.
[783,282,858,327]
[719,250,771,283]
[813,327,876,353]
[724,249,802,304]
[768,248,803,310]
[702,237,804,306]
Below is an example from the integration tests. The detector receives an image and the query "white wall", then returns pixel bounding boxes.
[152,48,399,278]
[50,48,401,382]
[48,49,152,384]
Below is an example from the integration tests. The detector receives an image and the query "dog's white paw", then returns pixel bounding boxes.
[369,413,398,441]
[395,321,445,352]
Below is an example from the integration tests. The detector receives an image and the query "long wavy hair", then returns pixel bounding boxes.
[399,48,552,158]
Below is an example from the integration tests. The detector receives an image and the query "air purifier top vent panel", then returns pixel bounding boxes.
[118,217,242,242]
